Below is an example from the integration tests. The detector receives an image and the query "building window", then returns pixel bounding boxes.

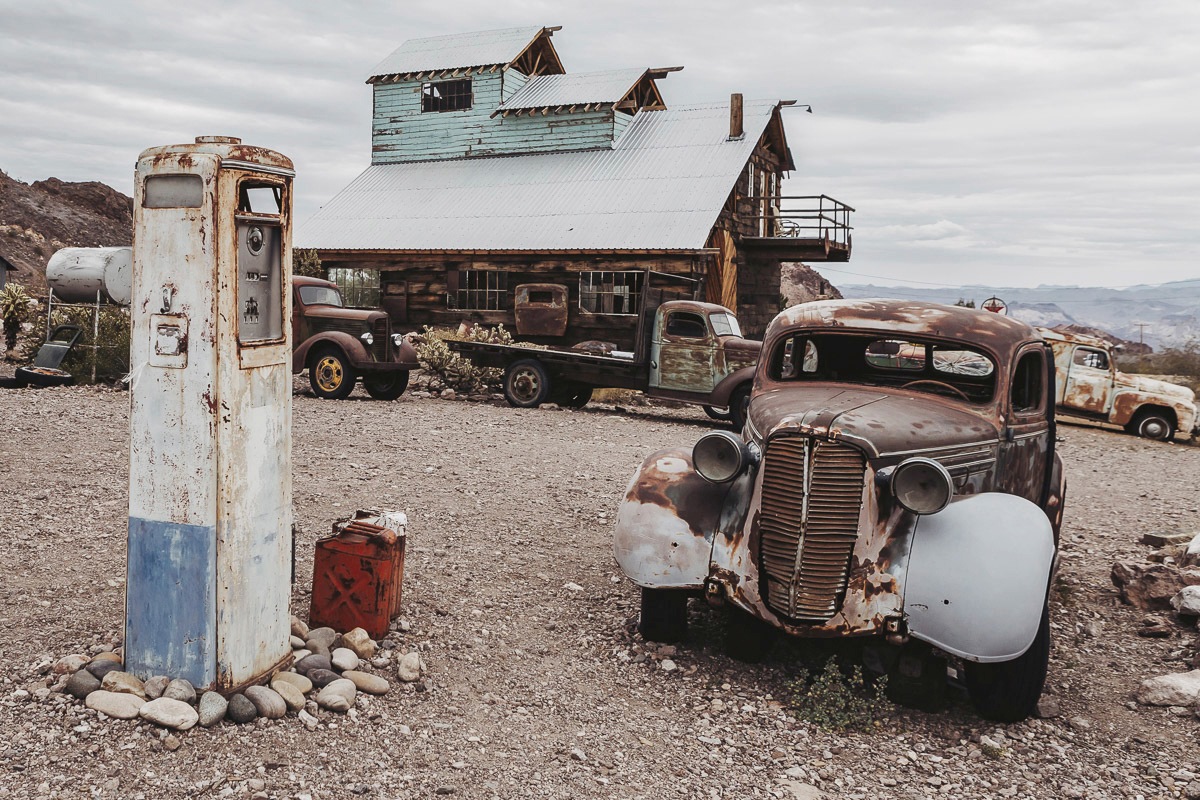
[422,79,472,113]
[327,268,381,308]
[448,270,508,311]
[579,271,643,315]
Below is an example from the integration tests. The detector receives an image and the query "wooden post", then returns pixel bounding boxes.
[729,93,744,140]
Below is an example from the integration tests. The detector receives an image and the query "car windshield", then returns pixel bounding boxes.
[769,332,997,403]
[710,313,742,338]
[298,285,343,307]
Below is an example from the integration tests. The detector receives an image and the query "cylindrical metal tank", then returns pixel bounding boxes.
[46,247,132,306]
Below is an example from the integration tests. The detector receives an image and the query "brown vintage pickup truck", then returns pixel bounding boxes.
[450,299,761,427]
[615,300,1066,722]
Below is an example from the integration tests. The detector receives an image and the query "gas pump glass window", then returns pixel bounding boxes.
[236,180,284,344]
[710,313,742,338]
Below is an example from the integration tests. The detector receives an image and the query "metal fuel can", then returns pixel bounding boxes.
[310,510,407,639]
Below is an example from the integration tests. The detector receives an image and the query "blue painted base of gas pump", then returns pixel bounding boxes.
[125,517,216,687]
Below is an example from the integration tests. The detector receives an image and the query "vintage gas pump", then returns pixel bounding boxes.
[125,137,294,691]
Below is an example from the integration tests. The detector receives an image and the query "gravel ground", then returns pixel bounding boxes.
[1,376,1199,800]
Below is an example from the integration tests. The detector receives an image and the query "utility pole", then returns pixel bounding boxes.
[1135,322,1149,346]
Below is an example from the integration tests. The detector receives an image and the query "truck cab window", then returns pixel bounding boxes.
[1074,348,1108,370]
[665,312,707,338]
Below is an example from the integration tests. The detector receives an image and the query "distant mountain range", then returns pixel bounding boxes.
[837,280,1200,351]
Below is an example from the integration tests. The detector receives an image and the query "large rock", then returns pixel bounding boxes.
[331,648,360,672]
[1173,586,1200,617]
[307,668,342,689]
[53,655,88,675]
[163,679,196,704]
[85,659,123,680]
[273,680,306,712]
[341,628,378,660]
[305,627,338,651]
[244,685,287,720]
[397,652,422,682]
[272,671,313,695]
[85,690,145,719]
[139,697,199,730]
[290,614,309,639]
[316,679,357,712]
[198,692,227,727]
[1112,563,1200,610]
[294,654,331,675]
[143,676,170,700]
[65,669,101,700]
[342,670,389,695]
[101,671,146,698]
[226,694,257,724]
[1136,670,1200,706]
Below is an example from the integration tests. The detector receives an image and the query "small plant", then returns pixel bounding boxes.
[1,283,31,355]
[787,657,891,732]
[980,740,1005,759]
[413,323,513,393]
[19,301,131,382]
[294,248,325,279]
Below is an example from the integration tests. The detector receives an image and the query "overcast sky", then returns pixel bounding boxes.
[2,0,1196,289]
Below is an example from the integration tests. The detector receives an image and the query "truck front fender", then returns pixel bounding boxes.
[613,448,730,590]
[293,332,370,374]
[708,366,756,408]
[904,492,1055,663]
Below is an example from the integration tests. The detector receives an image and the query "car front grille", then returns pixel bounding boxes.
[372,318,389,361]
[758,436,866,621]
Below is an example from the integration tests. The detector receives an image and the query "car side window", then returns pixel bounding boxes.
[1073,347,1108,370]
[1012,350,1046,414]
[665,312,707,339]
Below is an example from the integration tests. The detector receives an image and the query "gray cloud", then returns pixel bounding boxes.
[1,0,1195,288]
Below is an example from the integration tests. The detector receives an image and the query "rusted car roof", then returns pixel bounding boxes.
[1035,327,1112,350]
[767,299,1041,358]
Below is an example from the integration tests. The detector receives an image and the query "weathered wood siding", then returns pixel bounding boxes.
[317,252,712,350]
[372,70,621,163]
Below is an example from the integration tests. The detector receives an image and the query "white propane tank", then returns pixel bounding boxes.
[45,247,132,306]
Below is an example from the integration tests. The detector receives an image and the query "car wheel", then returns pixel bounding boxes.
[503,359,550,408]
[729,384,753,431]
[723,606,775,663]
[1133,410,1175,441]
[309,347,357,400]
[964,603,1050,723]
[550,381,592,408]
[703,405,733,422]
[638,587,688,643]
[363,370,409,401]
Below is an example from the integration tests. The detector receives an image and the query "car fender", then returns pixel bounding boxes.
[394,338,420,369]
[708,366,755,408]
[293,332,369,373]
[613,448,731,590]
[903,492,1054,663]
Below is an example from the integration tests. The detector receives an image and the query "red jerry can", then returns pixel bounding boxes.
[310,512,406,639]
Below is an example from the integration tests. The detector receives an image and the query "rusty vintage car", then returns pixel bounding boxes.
[614,300,1066,721]
[1038,327,1198,441]
[292,276,419,400]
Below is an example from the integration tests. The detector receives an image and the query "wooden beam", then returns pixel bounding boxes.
[729,93,744,139]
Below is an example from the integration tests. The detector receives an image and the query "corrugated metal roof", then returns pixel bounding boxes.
[369,26,546,79]
[300,100,782,252]
[496,68,647,110]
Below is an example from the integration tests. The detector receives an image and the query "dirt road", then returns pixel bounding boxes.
[1,383,1199,799]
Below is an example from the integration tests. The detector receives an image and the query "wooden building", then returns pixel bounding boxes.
[304,26,852,343]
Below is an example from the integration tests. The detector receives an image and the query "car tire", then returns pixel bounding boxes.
[309,347,357,400]
[550,381,592,408]
[503,359,551,408]
[363,370,410,401]
[723,606,775,663]
[964,603,1050,723]
[638,587,688,643]
[1132,409,1175,442]
[729,383,753,431]
[703,405,733,422]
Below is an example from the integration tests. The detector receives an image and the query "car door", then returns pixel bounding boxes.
[997,344,1051,503]
[1062,345,1112,415]
[650,310,716,393]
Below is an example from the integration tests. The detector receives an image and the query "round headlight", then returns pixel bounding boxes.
[360,332,374,346]
[891,457,953,515]
[392,333,404,347]
[693,431,747,483]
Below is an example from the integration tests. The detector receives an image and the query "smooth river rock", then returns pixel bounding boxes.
[271,671,313,695]
[316,679,357,712]
[101,671,146,698]
[143,675,170,700]
[397,652,422,682]
[294,654,331,675]
[342,670,389,695]
[305,627,338,651]
[307,668,341,689]
[86,690,145,719]
[226,693,258,724]
[273,681,306,712]
[66,670,101,700]
[198,692,228,727]
[331,647,360,672]
[53,655,88,675]
[341,628,378,660]
[163,679,196,704]
[245,685,287,719]
[139,697,199,730]
[290,614,309,639]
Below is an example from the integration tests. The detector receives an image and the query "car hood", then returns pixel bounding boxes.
[1114,371,1196,403]
[747,384,1001,459]
[303,306,383,324]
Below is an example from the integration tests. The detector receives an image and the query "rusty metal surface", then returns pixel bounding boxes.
[514,283,568,337]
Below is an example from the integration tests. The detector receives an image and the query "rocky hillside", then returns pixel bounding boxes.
[779,262,842,306]
[0,170,132,289]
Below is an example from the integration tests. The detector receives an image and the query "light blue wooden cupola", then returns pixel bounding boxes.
[367,26,679,163]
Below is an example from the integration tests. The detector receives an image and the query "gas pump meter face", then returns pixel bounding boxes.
[236,182,284,344]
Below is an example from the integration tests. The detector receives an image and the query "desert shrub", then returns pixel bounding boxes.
[413,323,514,393]
[1,283,31,354]
[787,657,891,732]
[294,248,325,279]
[19,301,130,383]
[1122,341,1200,393]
